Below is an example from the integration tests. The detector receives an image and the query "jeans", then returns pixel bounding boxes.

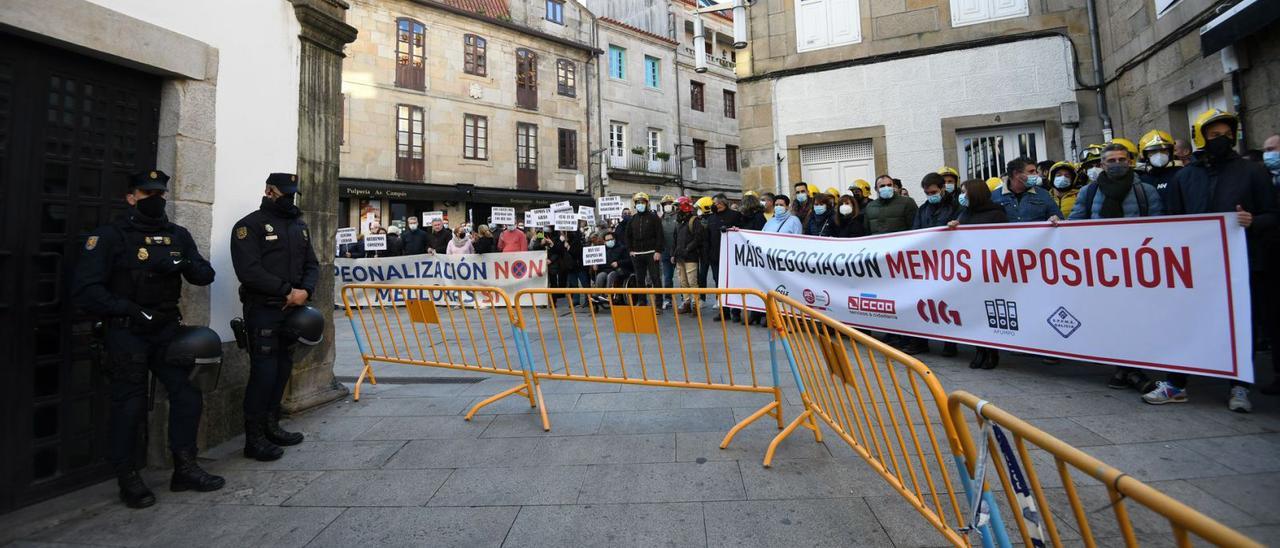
[570,270,591,305]
[661,258,676,305]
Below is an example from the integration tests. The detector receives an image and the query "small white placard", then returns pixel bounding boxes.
[523,211,534,227]
[335,227,357,245]
[532,209,552,227]
[363,234,387,251]
[582,245,607,266]
[577,206,595,222]
[550,200,573,212]
[554,211,578,232]
[422,211,444,224]
[491,207,516,225]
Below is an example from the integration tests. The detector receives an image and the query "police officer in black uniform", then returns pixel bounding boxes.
[230,173,320,461]
[71,170,225,508]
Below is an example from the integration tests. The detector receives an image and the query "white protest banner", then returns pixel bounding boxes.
[550,200,573,212]
[577,206,595,222]
[335,251,549,307]
[335,227,357,245]
[524,211,534,227]
[492,207,516,226]
[363,234,387,251]
[422,211,444,224]
[583,245,607,266]
[719,214,1253,382]
[597,196,623,218]
[554,211,578,232]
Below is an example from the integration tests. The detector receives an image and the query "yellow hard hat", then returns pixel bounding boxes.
[1191,108,1238,149]
[743,190,759,199]
[937,166,959,178]
[824,187,840,199]
[851,179,871,193]
[1081,143,1105,164]
[694,196,714,210]
[660,194,675,203]
[1138,130,1175,155]
[985,177,1002,191]
[633,192,650,202]
[1049,161,1077,178]
[806,184,820,196]
[1108,138,1138,157]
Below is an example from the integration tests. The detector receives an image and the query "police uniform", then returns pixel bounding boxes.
[230,172,320,461]
[71,170,224,508]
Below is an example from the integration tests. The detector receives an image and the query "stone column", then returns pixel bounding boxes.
[283,0,358,413]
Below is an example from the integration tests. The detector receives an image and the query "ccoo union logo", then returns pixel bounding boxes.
[848,293,897,318]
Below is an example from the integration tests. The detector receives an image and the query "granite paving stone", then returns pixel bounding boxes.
[306,506,518,547]
[427,464,588,506]
[578,461,746,503]
[282,469,453,507]
[503,502,705,547]
[704,498,893,548]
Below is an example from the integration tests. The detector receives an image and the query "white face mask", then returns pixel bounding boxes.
[838,204,853,216]
[1149,152,1170,168]
[759,200,768,208]
[1087,167,1103,182]
[663,204,673,213]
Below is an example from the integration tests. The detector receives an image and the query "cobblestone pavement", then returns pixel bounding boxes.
[4,306,1279,547]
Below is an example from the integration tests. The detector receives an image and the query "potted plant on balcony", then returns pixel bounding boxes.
[630,146,647,156]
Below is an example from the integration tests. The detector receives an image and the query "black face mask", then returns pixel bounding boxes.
[136,194,166,218]
[276,193,296,207]
[1204,135,1234,159]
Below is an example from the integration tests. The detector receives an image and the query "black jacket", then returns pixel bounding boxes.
[599,243,632,274]
[474,236,496,254]
[1166,151,1278,265]
[823,214,868,238]
[683,216,709,262]
[624,210,664,253]
[957,204,1008,225]
[73,210,215,318]
[912,201,960,229]
[426,227,451,254]
[230,197,320,303]
[804,209,834,236]
[401,227,429,255]
[739,204,767,231]
[704,208,742,261]
[385,233,404,256]
[673,214,699,262]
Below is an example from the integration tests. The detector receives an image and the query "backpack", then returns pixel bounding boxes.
[1080,182,1149,219]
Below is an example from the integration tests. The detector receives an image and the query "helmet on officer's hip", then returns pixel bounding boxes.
[284,306,325,346]
[165,326,223,369]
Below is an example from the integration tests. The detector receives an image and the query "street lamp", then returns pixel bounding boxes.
[692,0,750,74]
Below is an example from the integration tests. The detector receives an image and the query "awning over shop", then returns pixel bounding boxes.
[1200,0,1280,56]
[339,178,595,206]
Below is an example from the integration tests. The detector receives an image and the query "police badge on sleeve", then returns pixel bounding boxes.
[85,236,98,250]
[236,226,248,240]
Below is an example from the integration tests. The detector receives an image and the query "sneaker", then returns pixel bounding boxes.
[1228,386,1252,413]
[1107,372,1130,389]
[1141,381,1188,405]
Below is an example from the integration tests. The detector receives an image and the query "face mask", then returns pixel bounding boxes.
[697,209,706,216]
[1149,152,1170,168]
[1025,175,1042,188]
[838,204,853,216]
[1105,164,1131,180]
[1204,135,1234,159]
[1265,151,1280,170]
[407,223,418,230]
[944,183,955,193]
[759,200,768,208]
[663,205,673,213]
[926,194,941,205]
[877,187,895,200]
[1087,167,1103,182]
[795,193,807,203]
[276,193,296,207]
[813,204,827,215]
[957,194,970,208]
[1053,176,1071,189]
[773,205,787,217]
[635,204,647,213]
[136,194,166,218]
[605,240,616,248]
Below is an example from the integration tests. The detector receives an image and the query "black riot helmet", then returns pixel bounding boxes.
[283,306,325,345]
[165,326,223,368]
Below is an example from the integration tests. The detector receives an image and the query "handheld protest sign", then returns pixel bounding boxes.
[492,207,517,226]
[336,227,357,245]
[583,245,607,266]
[363,234,387,251]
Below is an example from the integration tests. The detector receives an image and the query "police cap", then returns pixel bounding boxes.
[266,172,300,194]
[130,170,170,191]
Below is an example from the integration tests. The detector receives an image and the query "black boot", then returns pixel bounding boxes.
[170,449,225,492]
[266,409,304,447]
[981,349,1000,370]
[243,416,284,461]
[117,470,156,509]
[940,342,958,357]
[969,349,988,369]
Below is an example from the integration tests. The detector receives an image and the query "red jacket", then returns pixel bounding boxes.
[497,228,528,252]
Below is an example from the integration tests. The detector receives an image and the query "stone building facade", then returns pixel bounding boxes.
[0,0,353,511]
[736,0,1104,196]
[340,0,598,230]
[673,0,744,198]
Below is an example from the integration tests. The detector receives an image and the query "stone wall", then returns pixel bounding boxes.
[675,13,741,195]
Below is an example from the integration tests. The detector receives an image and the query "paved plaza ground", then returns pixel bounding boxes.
[4,306,1280,547]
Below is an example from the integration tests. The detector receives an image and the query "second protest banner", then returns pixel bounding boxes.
[718,214,1253,381]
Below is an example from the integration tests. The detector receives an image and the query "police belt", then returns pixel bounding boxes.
[241,293,287,307]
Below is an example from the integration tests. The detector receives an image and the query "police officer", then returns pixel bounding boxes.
[72,170,224,508]
[230,173,320,461]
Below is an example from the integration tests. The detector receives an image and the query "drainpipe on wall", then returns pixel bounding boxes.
[1085,0,1114,142]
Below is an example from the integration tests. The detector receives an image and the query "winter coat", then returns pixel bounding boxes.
[497,228,528,252]
[683,216,709,261]
[763,211,802,234]
[401,227,428,255]
[673,215,700,262]
[1067,179,1163,220]
[427,228,451,254]
[661,214,679,257]
[865,195,919,234]
[823,214,867,238]
[804,209,834,236]
[704,208,742,262]
[991,184,1058,223]
[473,235,496,254]
[957,204,1008,225]
[1166,151,1278,264]
[1139,165,1181,204]
[624,211,663,253]
[911,201,959,230]
[385,233,404,256]
[739,204,767,231]
[446,237,473,255]
[1051,188,1079,219]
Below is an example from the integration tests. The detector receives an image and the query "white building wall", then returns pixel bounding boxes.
[86,0,302,337]
[771,36,1077,194]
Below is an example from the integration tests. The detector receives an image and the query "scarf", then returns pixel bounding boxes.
[1097,172,1133,219]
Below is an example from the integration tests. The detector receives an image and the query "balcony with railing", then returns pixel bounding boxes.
[680,47,736,71]
[607,154,678,180]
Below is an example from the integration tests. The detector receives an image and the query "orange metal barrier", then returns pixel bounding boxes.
[340,284,536,421]
[948,391,1263,548]
[510,287,783,447]
[766,291,976,546]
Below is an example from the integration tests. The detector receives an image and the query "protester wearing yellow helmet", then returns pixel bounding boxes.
[846,179,872,210]
[985,177,1002,191]
[694,196,713,213]
[1047,161,1079,217]
[625,191,664,313]
[1137,129,1180,201]
[1144,108,1276,412]
[936,167,960,194]
[1080,144,1105,185]
[1108,138,1138,163]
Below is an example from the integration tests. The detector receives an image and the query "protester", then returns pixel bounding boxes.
[472,224,495,254]
[740,190,767,231]
[1037,160,1055,185]
[866,175,918,234]
[705,194,742,321]
[992,157,1060,222]
[1150,109,1278,412]
[849,179,872,210]
[804,192,835,236]
[763,194,803,234]
[1260,134,1280,395]
[1173,139,1193,167]
[673,197,702,314]
[625,193,664,310]
[498,224,528,252]
[760,192,776,220]
[1048,161,1080,218]
[445,226,473,255]
[660,195,679,310]
[402,217,428,255]
[909,173,959,357]
[362,223,388,258]
[384,225,404,256]
[947,180,1008,369]
[529,230,547,251]
[591,232,632,307]
[1138,130,1181,202]
[427,218,450,254]
[937,168,959,196]
[791,182,815,224]
[1079,144,1105,186]
[823,194,867,238]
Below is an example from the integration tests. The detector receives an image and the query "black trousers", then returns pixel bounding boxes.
[105,323,201,472]
[243,304,296,418]
[631,253,661,305]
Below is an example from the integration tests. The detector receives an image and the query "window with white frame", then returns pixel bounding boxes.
[950,0,1029,28]
[956,123,1046,182]
[609,122,627,167]
[647,129,661,161]
[794,0,861,53]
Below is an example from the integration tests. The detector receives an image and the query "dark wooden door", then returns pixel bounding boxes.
[515,49,537,110]
[0,32,160,513]
[516,123,538,190]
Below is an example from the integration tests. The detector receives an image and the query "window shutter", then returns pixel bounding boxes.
[795,0,830,52]
[990,0,1028,19]
[951,0,991,26]
[827,0,860,45]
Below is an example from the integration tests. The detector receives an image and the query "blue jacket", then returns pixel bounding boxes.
[991,184,1059,222]
[911,201,959,229]
[763,211,803,234]
[1067,180,1164,220]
